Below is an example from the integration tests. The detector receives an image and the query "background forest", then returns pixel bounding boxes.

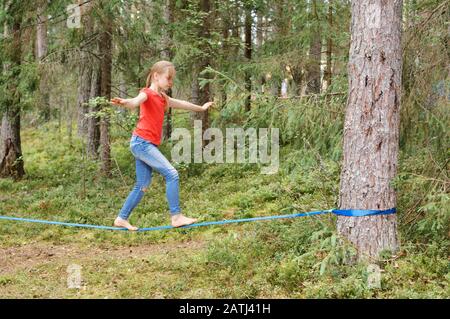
[0,0,448,298]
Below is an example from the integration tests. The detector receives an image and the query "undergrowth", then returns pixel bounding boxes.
[0,111,448,298]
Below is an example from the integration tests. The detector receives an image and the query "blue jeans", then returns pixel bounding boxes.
[118,135,181,220]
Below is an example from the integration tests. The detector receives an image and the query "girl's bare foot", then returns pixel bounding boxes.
[171,214,197,228]
[114,217,138,231]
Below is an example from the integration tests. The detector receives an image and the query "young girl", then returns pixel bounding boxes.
[110,61,213,231]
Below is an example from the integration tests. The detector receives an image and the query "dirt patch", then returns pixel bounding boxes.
[0,240,205,275]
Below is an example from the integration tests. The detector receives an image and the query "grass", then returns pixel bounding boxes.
[0,120,448,299]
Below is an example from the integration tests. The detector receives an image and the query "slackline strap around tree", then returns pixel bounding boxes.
[0,208,396,232]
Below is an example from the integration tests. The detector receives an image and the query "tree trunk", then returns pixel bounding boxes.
[36,1,50,122]
[306,0,322,94]
[291,66,304,96]
[256,10,266,94]
[274,0,288,35]
[85,16,101,159]
[191,0,211,141]
[256,10,264,48]
[324,0,333,91]
[244,4,252,112]
[117,72,128,117]
[162,0,174,142]
[230,3,240,63]
[220,3,232,105]
[337,0,403,261]
[77,5,93,137]
[99,15,112,176]
[77,53,92,137]
[274,0,289,97]
[191,69,209,141]
[87,62,101,159]
[1,13,24,179]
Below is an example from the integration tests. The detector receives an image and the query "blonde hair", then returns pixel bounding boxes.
[145,61,176,88]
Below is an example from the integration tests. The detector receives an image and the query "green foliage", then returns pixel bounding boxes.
[86,97,138,134]
[392,149,450,243]
[415,193,449,239]
[401,0,449,164]
[0,59,39,114]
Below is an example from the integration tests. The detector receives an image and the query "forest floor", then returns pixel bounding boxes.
[0,122,448,298]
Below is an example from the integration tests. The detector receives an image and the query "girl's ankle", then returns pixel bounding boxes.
[171,213,182,219]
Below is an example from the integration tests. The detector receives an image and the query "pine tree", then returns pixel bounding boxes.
[337,0,403,261]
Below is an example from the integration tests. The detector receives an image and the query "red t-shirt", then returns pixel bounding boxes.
[133,88,167,146]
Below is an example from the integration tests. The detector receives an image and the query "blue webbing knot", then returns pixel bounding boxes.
[332,208,396,217]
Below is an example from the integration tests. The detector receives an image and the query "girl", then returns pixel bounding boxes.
[110,61,213,231]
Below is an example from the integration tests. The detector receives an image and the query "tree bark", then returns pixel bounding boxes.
[256,10,263,47]
[244,4,252,112]
[87,61,101,159]
[36,0,50,122]
[162,0,174,142]
[256,10,266,94]
[291,66,304,96]
[191,68,209,141]
[324,0,333,91]
[77,4,93,137]
[230,2,240,63]
[273,0,290,97]
[306,0,322,94]
[191,0,211,141]
[1,11,24,179]
[99,13,112,176]
[337,0,403,261]
[218,1,235,104]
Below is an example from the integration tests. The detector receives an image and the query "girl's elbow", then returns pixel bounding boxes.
[131,100,141,109]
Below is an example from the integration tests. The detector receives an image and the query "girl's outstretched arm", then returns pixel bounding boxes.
[162,93,213,112]
[110,92,147,110]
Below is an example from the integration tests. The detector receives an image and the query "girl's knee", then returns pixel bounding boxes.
[141,181,151,192]
[134,182,150,192]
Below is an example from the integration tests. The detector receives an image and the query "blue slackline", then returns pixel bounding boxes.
[0,208,396,232]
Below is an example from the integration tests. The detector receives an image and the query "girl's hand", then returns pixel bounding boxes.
[201,101,214,111]
[111,97,125,105]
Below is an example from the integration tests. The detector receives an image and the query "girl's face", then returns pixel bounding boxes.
[154,68,175,91]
